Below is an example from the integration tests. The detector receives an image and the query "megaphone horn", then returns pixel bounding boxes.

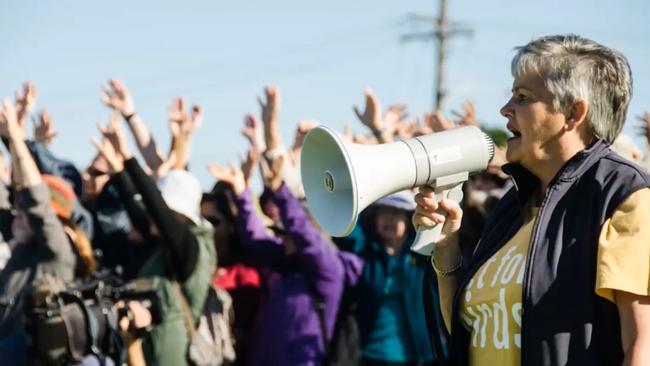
[301,125,494,256]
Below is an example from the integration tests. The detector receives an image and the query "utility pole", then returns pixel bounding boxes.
[401,0,473,111]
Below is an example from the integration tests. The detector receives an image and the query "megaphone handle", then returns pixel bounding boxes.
[410,184,464,256]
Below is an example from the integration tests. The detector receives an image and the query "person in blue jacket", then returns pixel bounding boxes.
[335,190,448,366]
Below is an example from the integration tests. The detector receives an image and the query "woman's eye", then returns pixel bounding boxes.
[516,94,529,102]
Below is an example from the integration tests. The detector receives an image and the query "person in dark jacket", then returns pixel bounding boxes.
[414,34,650,366]
[92,116,216,366]
[336,191,448,366]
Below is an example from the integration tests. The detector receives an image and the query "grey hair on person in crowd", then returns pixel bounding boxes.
[511,34,633,143]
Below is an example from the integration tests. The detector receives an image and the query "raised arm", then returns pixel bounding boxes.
[90,133,153,240]
[207,159,284,267]
[353,88,409,144]
[289,120,317,167]
[271,182,343,280]
[15,81,36,138]
[102,78,166,171]
[638,112,650,152]
[1,98,72,263]
[258,85,282,151]
[241,113,266,152]
[1,98,42,189]
[92,117,198,282]
[167,97,201,171]
[263,154,342,283]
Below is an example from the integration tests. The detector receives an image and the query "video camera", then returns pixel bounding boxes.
[23,275,163,365]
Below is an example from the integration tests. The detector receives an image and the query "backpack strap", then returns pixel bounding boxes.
[422,266,448,361]
[172,281,197,340]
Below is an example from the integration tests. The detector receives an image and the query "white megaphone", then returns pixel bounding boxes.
[301,125,495,256]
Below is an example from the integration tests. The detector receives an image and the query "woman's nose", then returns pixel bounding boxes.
[500,99,513,118]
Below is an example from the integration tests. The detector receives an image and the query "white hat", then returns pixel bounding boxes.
[156,170,202,225]
[374,190,416,211]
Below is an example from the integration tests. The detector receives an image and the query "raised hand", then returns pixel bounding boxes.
[91,136,123,174]
[451,100,479,127]
[97,111,130,159]
[207,162,246,196]
[191,105,203,131]
[241,113,265,151]
[169,97,189,136]
[258,85,281,128]
[352,134,371,145]
[395,119,419,140]
[241,148,261,188]
[341,124,353,143]
[260,155,284,191]
[257,85,283,151]
[383,103,409,139]
[353,88,382,133]
[168,97,200,138]
[637,112,650,146]
[292,120,318,151]
[101,79,135,116]
[426,111,455,132]
[34,109,58,144]
[15,81,37,132]
[0,97,25,141]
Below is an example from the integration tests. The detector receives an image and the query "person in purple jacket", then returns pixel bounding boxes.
[208,156,363,366]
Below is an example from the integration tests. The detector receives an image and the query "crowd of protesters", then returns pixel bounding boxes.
[0,36,649,366]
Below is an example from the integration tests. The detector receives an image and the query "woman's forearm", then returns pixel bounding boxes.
[170,133,191,170]
[125,114,165,171]
[126,339,147,366]
[9,136,42,188]
[617,290,650,366]
[623,337,650,366]
[436,272,461,333]
[432,242,463,332]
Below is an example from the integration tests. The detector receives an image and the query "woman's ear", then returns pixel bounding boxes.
[566,99,589,130]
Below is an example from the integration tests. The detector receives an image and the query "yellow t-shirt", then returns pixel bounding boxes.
[457,188,650,366]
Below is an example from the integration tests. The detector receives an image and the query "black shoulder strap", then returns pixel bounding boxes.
[422,267,448,361]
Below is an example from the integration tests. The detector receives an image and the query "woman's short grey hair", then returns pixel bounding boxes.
[511,34,632,143]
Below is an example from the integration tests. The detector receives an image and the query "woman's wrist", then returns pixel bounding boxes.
[431,242,463,276]
[371,127,386,139]
[120,147,133,161]
[123,111,136,123]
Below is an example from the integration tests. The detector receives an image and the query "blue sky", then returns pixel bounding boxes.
[1,0,648,188]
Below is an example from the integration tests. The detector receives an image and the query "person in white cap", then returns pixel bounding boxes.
[92,117,216,366]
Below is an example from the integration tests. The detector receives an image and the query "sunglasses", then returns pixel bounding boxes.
[86,167,109,178]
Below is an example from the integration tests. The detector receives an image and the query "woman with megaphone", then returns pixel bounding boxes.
[414,34,650,366]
